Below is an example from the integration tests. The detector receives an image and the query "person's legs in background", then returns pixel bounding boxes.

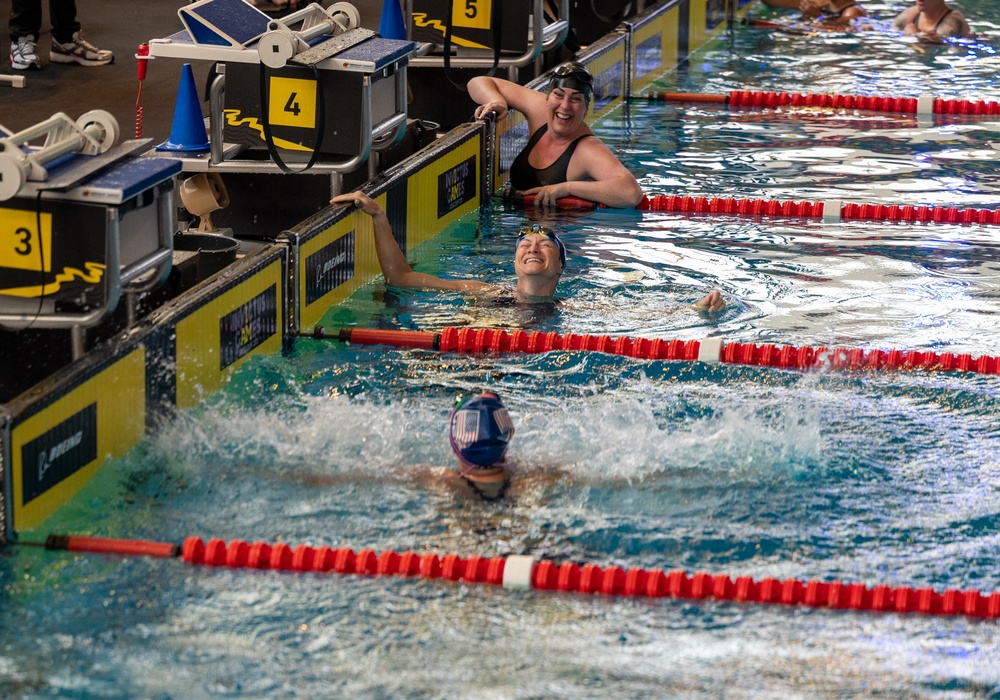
[48,0,112,67]
[8,0,113,69]
[9,0,43,70]
[48,0,80,43]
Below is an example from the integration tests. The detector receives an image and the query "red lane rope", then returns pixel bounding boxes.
[646,89,1000,116]
[338,326,1000,377]
[529,560,1000,618]
[503,191,1000,223]
[175,537,1000,619]
[637,194,1000,225]
[641,194,825,218]
[739,18,845,34]
[32,531,1000,619]
[648,91,729,104]
[177,539,1000,618]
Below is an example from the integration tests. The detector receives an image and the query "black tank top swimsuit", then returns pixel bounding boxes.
[509,124,591,190]
[914,8,953,33]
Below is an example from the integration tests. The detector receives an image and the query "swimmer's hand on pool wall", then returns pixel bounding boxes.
[331,191,385,218]
[471,92,509,121]
[473,99,508,121]
[469,75,511,120]
[330,191,403,284]
[692,289,726,314]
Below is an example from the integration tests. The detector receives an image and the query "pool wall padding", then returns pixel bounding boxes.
[0,0,754,543]
[284,125,488,332]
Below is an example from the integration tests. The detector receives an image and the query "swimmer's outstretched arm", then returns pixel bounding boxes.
[560,288,727,318]
[331,192,488,292]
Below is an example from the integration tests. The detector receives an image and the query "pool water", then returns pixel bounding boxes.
[693,0,1000,101]
[5,3,1000,697]
[622,0,1000,207]
[6,336,1000,696]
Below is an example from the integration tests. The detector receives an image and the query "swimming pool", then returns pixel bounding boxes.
[4,2,1000,696]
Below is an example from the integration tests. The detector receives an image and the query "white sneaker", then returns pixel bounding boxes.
[49,31,114,66]
[10,36,41,70]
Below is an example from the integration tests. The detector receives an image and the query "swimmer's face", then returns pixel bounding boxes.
[514,231,564,281]
[547,87,588,133]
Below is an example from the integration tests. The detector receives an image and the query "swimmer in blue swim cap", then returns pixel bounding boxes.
[449,391,515,500]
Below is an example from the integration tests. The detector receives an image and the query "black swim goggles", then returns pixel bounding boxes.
[516,224,567,269]
[549,62,593,102]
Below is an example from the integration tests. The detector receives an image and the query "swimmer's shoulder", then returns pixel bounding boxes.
[941,11,972,38]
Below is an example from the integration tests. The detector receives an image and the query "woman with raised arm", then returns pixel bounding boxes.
[468,63,644,209]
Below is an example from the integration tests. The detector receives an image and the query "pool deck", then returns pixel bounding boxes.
[0,0,401,141]
[1,0,208,144]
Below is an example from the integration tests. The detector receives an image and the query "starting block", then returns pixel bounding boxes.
[0,111,180,339]
[148,0,414,172]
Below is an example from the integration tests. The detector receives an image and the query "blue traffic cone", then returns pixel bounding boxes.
[378,0,407,41]
[157,63,210,153]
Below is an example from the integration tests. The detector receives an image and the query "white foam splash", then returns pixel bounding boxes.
[149,386,826,489]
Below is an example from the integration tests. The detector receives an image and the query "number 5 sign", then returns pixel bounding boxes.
[451,0,492,30]
[411,0,528,53]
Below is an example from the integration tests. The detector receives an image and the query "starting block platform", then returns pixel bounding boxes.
[0,113,180,334]
[148,0,415,173]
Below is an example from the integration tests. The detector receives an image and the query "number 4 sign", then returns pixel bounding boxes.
[267,76,318,130]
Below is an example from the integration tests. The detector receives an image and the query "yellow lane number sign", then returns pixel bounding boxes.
[1,208,52,272]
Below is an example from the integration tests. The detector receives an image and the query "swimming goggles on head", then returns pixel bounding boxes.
[549,62,593,101]
[516,224,567,269]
